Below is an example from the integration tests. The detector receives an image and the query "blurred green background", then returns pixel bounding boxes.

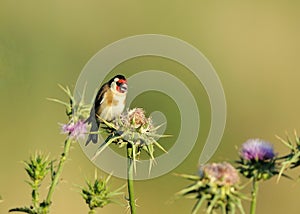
[1,1,300,213]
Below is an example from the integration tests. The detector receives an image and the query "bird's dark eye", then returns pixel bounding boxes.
[116,81,122,86]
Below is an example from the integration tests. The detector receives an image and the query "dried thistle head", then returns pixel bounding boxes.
[199,162,240,186]
[116,108,153,134]
[128,108,149,128]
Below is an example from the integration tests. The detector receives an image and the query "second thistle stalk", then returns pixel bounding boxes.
[93,108,168,213]
[250,179,259,214]
[127,145,136,214]
[44,137,72,212]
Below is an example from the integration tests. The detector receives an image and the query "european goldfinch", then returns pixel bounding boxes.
[86,74,128,145]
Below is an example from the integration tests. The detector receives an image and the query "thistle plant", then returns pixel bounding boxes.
[10,83,300,214]
[25,153,51,211]
[9,86,90,214]
[175,162,245,214]
[43,86,89,212]
[9,153,52,213]
[92,108,169,214]
[81,173,125,214]
[236,139,278,214]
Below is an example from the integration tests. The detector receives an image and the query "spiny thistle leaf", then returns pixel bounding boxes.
[9,207,35,214]
[276,131,300,181]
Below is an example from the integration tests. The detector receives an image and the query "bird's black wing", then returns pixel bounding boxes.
[94,83,110,115]
[85,82,109,145]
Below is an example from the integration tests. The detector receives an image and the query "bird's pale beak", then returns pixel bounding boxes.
[120,83,128,93]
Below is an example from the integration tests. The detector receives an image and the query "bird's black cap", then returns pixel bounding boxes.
[108,74,126,84]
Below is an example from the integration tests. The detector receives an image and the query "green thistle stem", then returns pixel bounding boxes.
[32,180,39,211]
[44,137,72,211]
[250,178,259,214]
[88,209,96,214]
[127,145,136,214]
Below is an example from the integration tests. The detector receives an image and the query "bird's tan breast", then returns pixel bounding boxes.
[97,89,126,121]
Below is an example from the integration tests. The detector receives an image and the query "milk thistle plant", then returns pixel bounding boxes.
[92,108,169,214]
[9,86,121,214]
[235,135,300,214]
[176,134,300,214]
[176,162,245,214]
[236,139,278,214]
[9,84,300,214]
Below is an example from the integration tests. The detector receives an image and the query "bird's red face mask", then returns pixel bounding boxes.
[116,79,128,93]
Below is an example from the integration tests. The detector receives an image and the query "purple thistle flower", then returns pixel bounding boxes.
[61,120,87,140]
[241,139,275,161]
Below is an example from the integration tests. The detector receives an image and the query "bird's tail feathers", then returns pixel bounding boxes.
[85,116,99,146]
